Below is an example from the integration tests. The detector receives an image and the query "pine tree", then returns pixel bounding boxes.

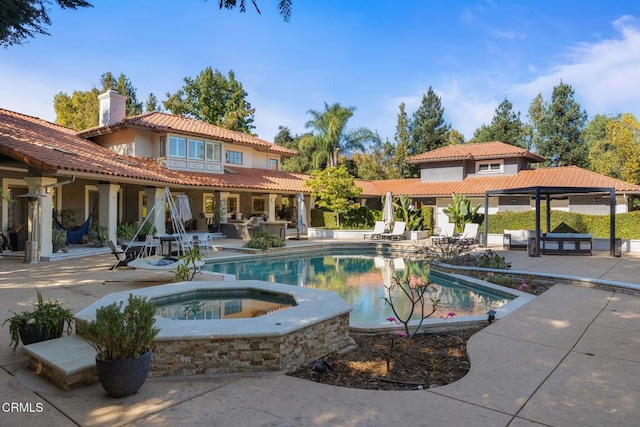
[525,93,546,152]
[471,98,524,147]
[410,87,451,155]
[537,82,588,167]
[394,103,414,178]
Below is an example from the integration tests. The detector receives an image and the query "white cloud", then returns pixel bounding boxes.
[511,16,640,118]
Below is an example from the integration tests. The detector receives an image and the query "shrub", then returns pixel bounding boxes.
[244,230,285,250]
[487,210,640,239]
[340,206,376,229]
[83,294,159,360]
[445,250,511,270]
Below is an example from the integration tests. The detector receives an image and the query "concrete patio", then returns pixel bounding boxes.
[0,241,639,426]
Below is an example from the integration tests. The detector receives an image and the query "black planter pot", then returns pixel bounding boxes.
[207,224,219,233]
[19,321,64,346]
[95,350,152,398]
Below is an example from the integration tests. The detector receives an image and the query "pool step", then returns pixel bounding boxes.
[22,335,98,390]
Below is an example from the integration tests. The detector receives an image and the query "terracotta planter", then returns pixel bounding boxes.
[95,350,152,398]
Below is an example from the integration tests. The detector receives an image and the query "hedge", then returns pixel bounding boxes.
[487,210,640,239]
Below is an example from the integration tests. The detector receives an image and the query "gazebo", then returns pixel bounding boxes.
[482,186,617,257]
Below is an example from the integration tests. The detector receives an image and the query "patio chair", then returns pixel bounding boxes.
[196,235,215,256]
[363,221,386,240]
[380,221,406,240]
[108,240,136,270]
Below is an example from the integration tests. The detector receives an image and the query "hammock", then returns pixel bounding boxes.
[127,255,204,270]
[120,188,198,271]
[54,210,94,244]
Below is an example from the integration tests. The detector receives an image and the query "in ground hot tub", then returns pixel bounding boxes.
[74,280,353,377]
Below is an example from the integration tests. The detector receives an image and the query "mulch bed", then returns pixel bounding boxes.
[288,325,486,390]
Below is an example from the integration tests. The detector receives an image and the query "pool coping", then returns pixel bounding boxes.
[74,280,353,340]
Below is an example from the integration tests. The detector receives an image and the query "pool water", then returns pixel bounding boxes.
[203,254,512,326]
[152,289,296,320]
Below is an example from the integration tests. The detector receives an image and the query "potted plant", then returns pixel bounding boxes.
[52,228,68,253]
[3,289,73,352]
[83,294,160,398]
[138,222,157,241]
[89,225,109,247]
[9,224,27,252]
[208,204,222,233]
[116,223,136,241]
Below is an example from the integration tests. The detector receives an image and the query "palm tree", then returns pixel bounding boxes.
[305,102,379,168]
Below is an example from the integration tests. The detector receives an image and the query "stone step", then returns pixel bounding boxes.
[22,334,97,390]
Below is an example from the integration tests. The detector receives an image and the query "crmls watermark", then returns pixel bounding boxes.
[2,402,44,413]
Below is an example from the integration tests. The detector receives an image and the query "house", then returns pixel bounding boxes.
[0,91,310,258]
[366,142,640,227]
[2,93,640,260]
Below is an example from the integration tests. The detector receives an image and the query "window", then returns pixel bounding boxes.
[169,136,186,158]
[268,158,279,170]
[252,197,265,213]
[188,139,205,160]
[225,150,243,165]
[159,136,166,157]
[203,193,214,216]
[206,142,221,162]
[476,161,503,173]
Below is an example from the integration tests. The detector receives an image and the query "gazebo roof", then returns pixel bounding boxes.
[485,186,616,197]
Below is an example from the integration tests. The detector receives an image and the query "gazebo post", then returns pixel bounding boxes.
[545,194,551,234]
[483,192,489,247]
[534,187,541,257]
[610,188,616,256]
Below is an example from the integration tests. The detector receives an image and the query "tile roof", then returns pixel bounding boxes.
[369,166,640,197]
[77,112,297,157]
[407,141,545,163]
[0,108,308,192]
[2,108,639,199]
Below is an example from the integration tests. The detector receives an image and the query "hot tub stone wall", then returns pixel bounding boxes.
[149,313,351,377]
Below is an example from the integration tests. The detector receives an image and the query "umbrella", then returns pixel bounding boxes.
[382,191,394,228]
[296,193,308,237]
[382,257,396,298]
[176,194,192,221]
[296,258,308,287]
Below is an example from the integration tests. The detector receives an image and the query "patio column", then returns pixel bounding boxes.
[217,192,229,223]
[97,183,120,244]
[266,193,278,221]
[303,195,312,226]
[145,187,166,235]
[24,176,56,258]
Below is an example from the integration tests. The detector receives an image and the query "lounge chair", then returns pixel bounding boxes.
[381,221,406,240]
[459,223,479,248]
[460,223,479,241]
[439,223,455,237]
[432,223,455,244]
[108,240,136,270]
[363,221,386,240]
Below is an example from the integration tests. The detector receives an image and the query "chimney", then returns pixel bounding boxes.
[98,90,128,126]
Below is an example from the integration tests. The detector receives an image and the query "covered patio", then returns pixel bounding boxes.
[482,186,618,257]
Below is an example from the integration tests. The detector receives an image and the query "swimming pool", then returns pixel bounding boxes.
[203,253,513,327]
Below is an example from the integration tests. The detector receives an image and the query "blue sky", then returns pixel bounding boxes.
[2,1,640,144]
